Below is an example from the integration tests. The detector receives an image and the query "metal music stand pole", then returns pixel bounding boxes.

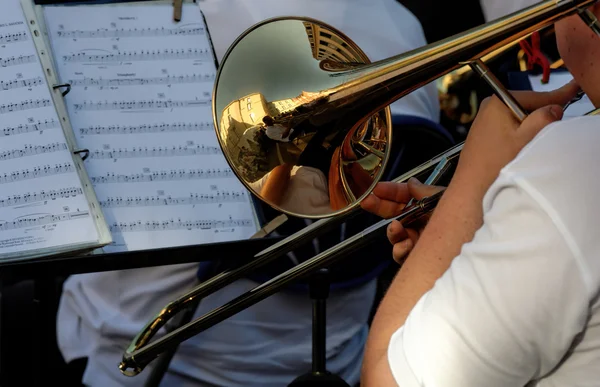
[288,268,350,387]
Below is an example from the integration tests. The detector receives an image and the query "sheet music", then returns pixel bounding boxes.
[44,3,259,252]
[0,1,101,258]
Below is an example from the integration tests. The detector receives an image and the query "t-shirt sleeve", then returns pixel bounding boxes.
[387,177,592,387]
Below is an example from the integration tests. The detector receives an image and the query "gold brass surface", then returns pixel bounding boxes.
[213,0,596,219]
[214,18,392,219]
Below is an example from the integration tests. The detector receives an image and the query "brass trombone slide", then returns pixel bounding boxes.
[120,141,462,376]
[120,0,600,376]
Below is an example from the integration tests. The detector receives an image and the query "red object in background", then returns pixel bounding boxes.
[519,31,551,84]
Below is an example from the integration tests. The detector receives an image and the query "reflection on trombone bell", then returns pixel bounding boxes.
[220,87,388,216]
[214,19,393,219]
[120,0,600,378]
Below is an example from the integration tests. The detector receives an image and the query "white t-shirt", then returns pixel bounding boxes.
[56,1,439,386]
[388,115,600,386]
[249,165,331,216]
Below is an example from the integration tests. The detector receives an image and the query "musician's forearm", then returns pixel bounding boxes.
[362,178,484,384]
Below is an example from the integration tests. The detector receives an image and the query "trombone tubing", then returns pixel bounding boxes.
[327,0,597,113]
[120,146,459,375]
[120,0,600,375]
[120,141,463,376]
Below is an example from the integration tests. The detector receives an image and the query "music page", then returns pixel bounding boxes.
[0,1,101,259]
[43,3,259,252]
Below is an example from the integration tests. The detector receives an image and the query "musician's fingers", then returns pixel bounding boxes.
[392,238,414,264]
[511,78,580,111]
[361,194,407,219]
[370,182,412,203]
[387,220,408,245]
[516,104,564,141]
[407,178,446,200]
[405,228,421,246]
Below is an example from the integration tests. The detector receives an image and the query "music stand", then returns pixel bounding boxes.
[0,236,284,387]
[287,268,350,387]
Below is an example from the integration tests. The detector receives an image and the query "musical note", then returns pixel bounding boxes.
[0,163,75,185]
[109,218,253,233]
[89,144,220,159]
[73,99,210,111]
[0,142,68,162]
[63,48,210,63]
[90,168,234,184]
[0,1,104,257]
[69,73,215,87]
[0,31,28,45]
[0,76,44,91]
[44,3,259,253]
[3,119,60,137]
[0,210,90,231]
[79,122,212,135]
[100,190,247,208]
[57,26,204,39]
[0,187,84,208]
[0,55,36,67]
[0,99,52,114]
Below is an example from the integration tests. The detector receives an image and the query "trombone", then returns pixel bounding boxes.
[120,0,600,376]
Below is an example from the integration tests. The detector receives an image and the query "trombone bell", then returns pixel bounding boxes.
[214,0,598,219]
[213,17,393,219]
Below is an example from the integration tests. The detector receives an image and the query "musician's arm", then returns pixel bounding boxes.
[362,174,589,386]
[362,174,484,386]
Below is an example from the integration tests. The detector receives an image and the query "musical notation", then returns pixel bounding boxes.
[0,99,52,115]
[3,119,60,137]
[69,73,215,87]
[0,187,83,208]
[0,1,105,256]
[0,142,68,162]
[79,122,212,135]
[57,26,204,39]
[89,144,220,160]
[63,48,210,63]
[0,76,44,91]
[1,55,36,68]
[90,168,234,184]
[0,210,90,232]
[43,3,259,253]
[73,99,210,111]
[0,163,74,185]
[0,31,28,45]
[109,218,253,233]
[100,191,247,208]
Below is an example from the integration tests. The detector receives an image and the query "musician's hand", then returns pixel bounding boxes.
[361,178,445,263]
[455,80,580,198]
